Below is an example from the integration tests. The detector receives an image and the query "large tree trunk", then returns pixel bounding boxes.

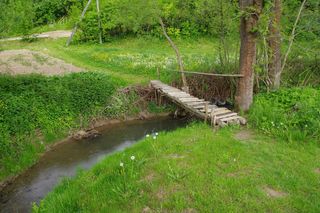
[236,0,263,112]
[268,0,282,90]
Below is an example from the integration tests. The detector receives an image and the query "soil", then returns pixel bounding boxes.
[0,30,71,41]
[0,49,82,76]
[234,129,254,141]
[263,186,287,198]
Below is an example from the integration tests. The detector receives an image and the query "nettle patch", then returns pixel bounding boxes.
[249,87,320,143]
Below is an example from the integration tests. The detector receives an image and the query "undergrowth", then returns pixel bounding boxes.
[249,87,320,143]
[0,72,125,181]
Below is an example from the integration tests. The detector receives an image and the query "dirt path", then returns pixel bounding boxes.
[0,49,83,76]
[0,30,71,42]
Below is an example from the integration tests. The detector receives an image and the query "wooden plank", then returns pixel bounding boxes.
[220,116,241,122]
[179,98,202,102]
[212,109,231,116]
[200,107,227,113]
[167,92,190,96]
[194,105,206,109]
[193,104,216,112]
[168,92,189,96]
[187,101,210,106]
[216,112,238,119]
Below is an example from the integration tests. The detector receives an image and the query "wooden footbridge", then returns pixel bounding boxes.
[150,80,246,127]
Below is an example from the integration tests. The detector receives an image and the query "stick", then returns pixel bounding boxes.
[281,0,307,73]
[171,70,244,78]
[66,0,93,46]
[159,17,189,92]
[96,0,102,44]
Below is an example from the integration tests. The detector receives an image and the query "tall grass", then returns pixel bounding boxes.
[0,72,124,181]
[249,87,320,143]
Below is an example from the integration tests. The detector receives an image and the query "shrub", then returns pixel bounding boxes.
[249,87,320,143]
[0,72,123,180]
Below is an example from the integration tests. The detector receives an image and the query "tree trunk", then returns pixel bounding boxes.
[66,0,93,46]
[236,0,263,112]
[268,0,282,90]
[96,0,103,44]
[159,17,189,93]
[281,0,307,74]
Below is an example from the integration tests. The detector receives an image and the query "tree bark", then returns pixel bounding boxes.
[268,0,282,90]
[281,0,307,74]
[96,0,103,44]
[236,0,263,112]
[66,0,93,46]
[159,17,189,92]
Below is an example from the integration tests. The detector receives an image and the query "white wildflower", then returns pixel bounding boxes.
[153,136,157,140]
[131,156,135,161]
[233,158,236,162]
[120,162,124,167]
[146,134,150,137]
[155,132,159,136]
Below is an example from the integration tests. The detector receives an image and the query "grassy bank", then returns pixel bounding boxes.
[34,124,320,212]
[1,36,319,87]
[0,37,237,84]
[249,87,320,143]
[0,72,126,181]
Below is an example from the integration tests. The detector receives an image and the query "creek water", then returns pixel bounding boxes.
[0,117,188,213]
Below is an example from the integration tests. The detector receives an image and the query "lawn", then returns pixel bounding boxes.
[34,123,320,212]
[0,37,233,84]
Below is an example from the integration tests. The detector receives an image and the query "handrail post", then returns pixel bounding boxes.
[204,102,208,123]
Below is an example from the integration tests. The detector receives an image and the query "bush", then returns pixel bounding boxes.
[249,87,320,143]
[33,0,78,25]
[0,72,123,180]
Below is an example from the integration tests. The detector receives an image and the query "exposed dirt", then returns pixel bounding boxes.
[182,208,198,213]
[36,30,71,39]
[167,154,186,159]
[142,206,152,213]
[143,172,156,182]
[0,30,71,41]
[263,186,287,198]
[234,129,254,141]
[315,168,320,174]
[0,49,82,76]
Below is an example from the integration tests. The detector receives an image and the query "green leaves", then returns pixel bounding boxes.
[0,72,118,180]
[249,87,320,143]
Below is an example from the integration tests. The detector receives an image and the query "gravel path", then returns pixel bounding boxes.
[0,30,71,42]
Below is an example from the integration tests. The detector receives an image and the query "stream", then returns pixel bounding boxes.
[0,117,188,213]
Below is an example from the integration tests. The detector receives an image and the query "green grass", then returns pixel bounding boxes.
[34,123,320,212]
[249,87,320,143]
[0,72,124,181]
[0,37,235,84]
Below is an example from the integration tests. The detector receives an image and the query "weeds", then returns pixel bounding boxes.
[249,87,320,143]
[0,72,121,181]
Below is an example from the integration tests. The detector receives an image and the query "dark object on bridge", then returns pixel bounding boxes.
[211,98,234,110]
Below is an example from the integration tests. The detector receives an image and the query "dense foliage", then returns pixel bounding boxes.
[249,87,320,143]
[1,0,319,40]
[0,72,123,180]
